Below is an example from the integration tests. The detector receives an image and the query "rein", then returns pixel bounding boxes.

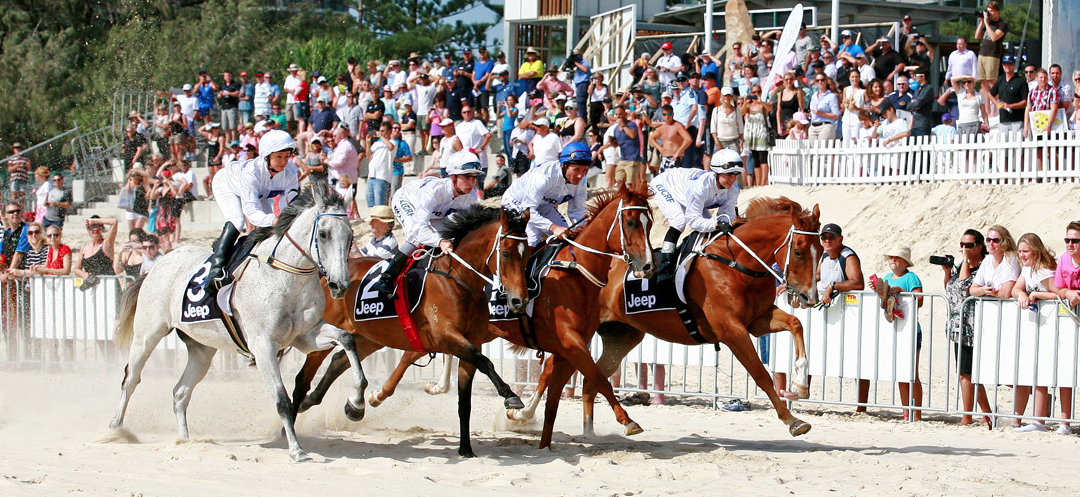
[697,224,820,289]
[256,211,348,277]
[432,225,529,292]
[549,199,651,287]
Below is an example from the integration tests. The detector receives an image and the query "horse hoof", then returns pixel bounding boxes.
[458,447,477,459]
[790,382,810,399]
[297,399,315,413]
[624,421,644,436]
[424,381,445,395]
[366,390,384,408]
[789,419,812,437]
[291,450,311,463]
[344,398,366,422]
[505,396,525,410]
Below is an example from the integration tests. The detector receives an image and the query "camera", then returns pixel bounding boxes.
[562,53,581,71]
[529,89,543,100]
[929,254,955,267]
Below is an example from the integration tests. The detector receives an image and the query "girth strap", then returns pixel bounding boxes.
[517,314,543,352]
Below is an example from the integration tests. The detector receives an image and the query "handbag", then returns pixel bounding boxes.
[117,186,135,211]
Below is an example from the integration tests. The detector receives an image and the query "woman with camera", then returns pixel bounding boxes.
[942,229,993,426]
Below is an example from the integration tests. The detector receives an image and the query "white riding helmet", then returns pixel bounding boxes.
[711,148,745,174]
[445,151,484,176]
[258,129,297,160]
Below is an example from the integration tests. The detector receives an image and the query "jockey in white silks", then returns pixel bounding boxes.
[501,141,592,247]
[205,129,301,287]
[373,151,484,298]
[650,147,744,279]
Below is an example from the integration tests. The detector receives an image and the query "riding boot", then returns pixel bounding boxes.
[656,251,676,283]
[374,250,410,299]
[205,222,242,289]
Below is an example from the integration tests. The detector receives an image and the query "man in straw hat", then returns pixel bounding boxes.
[518,47,544,93]
[359,205,398,259]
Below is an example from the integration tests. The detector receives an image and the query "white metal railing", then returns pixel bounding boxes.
[769,130,1080,186]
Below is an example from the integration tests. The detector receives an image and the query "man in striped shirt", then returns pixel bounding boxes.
[7,143,31,208]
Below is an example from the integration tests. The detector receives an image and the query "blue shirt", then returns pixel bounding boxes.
[309,106,339,132]
[809,90,841,125]
[672,91,695,126]
[196,83,214,109]
[701,61,720,84]
[613,121,641,162]
[474,60,495,86]
[239,83,255,111]
[500,106,519,131]
[392,138,412,176]
[572,59,592,85]
[0,223,30,260]
[838,43,865,58]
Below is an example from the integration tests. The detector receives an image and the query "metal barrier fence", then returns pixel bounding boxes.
[5,277,1080,427]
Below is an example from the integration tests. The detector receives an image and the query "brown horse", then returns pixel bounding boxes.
[296,184,656,450]
[512,197,822,438]
[288,205,532,458]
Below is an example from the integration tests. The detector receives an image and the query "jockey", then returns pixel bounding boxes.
[501,141,591,247]
[650,147,744,278]
[374,151,484,298]
[205,129,300,287]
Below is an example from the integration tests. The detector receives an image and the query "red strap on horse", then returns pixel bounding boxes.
[392,256,426,353]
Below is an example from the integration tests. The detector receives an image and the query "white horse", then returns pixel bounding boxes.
[110,182,361,462]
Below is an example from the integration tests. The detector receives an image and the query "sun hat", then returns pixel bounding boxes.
[532,118,549,127]
[369,205,395,222]
[792,112,810,125]
[885,246,914,266]
[288,63,300,71]
[439,117,454,127]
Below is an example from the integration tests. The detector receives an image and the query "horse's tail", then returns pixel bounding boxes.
[114,275,146,352]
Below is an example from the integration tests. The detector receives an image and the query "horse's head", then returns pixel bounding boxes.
[779,203,822,307]
[296,181,354,299]
[494,208,531,313]
[588,182,654,279]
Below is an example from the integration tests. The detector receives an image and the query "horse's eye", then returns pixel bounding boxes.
[793,249,802,258]
[319,230,329,239]
[501,250,511,258]
[626,218,638,229]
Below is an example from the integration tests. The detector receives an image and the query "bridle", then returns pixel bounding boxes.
[425,222,529,292]
[699,224,820,296]
[557,199,652,264]
[259,210,349,277]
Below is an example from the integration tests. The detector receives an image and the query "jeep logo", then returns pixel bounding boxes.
[627,295,656,309]
[183,303,211,320]
[358,301,385,316]
[489,302,510,317]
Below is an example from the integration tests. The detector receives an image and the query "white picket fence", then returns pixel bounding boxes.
[768,130,1080,185]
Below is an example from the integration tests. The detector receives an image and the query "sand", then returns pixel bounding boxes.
[6,182,1079,496]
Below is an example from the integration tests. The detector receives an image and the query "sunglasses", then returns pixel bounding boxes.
[27,230,41,235]
[6,209,21,214]
[820,234,837,241]
[1024,71,1034,74]
[46,233,61,239]
[1066,238,1080,245]
[142,245,157,250]
[815,79,826,82]
[986,237,1002,244]
[959,242,977,248]
[963,81,974,84]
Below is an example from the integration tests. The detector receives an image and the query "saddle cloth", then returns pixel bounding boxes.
[181,255,239,324]
[485,240,561,322]
[352,258,426,322]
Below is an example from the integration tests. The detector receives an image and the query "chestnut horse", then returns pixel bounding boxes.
[512,197,822,438]
[295,183,656,450]
[289,205,532,458]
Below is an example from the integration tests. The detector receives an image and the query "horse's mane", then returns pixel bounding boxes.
[586,184,652,222]
[248,180,345,245]
[739,196,820,231]
[744,196,804,219]
[439,204,528,247]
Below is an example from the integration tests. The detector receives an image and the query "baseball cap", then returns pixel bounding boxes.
[941,113,954,123]
[661,90,673,99]
[720,87,734,96]
[793,112,810,125]
[903,14,912,21]
[821,223,842,237]
[316,95,328,103]
[496,52,506,58]
[532,118,549,127]
[1001,54,1017,64]
[182,83,193,91]
[878,99,894,112]
[841,29,853,37]
[239,71,249,77]
[439,118,454,127]
[199,69,208,74]
[661,42,673,50]
[809,45,821,51]
[555,94,568,101]
[382,85,392,92]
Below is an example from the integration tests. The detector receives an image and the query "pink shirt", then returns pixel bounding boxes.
[1055,253,1080,290]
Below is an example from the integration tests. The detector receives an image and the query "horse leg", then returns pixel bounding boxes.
[749,308,810,399]
[735,318,811,437]
[172,331,217,440]
[456,359,479,458]
[538,356,578,449]
[582,325,646,436]
[451,340,524,410]
[249,339,308,462]
[291,349,333,417]
[555,337,642,438]
[370,351,425,407]
[298,350,350,412]
[293,323,371,422]
[425,354,455,395]
[507,354,552,421]
[110,321,172,430]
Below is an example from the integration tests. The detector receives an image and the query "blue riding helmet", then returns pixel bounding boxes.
[559,141,592,165]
